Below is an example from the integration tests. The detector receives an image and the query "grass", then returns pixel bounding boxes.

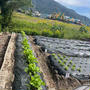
[0,12,90,39]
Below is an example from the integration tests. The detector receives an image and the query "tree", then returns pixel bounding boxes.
[0,0,32,31]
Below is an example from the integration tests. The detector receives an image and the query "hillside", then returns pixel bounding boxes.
[7,13,90,40]
[32,0,90,25]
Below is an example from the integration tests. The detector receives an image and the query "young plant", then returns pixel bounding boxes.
[69,60,73,64]
[63,60,67,64]
[67,64,71,67]
[71,66,75,71]
[52,53,56,56]
[21,31,45,90]
[73,64,76,67]
[64,66,69,71]
[77,68,81,72]
[58,60,62,63]
[28,63,40,74]
[60,62,65,66]
[30,74,45,90]
[63,55,66,58]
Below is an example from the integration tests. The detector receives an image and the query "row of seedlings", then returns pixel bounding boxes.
[52,53,81,73]
[21,31,45,90]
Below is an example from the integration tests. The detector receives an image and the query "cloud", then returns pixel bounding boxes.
[54,0,90,8]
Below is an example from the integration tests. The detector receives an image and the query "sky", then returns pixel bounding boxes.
[54,0,90,18]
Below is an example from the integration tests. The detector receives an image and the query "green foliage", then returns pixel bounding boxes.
[77,68,81,72]
[51,24,64,31]
[67,64,71,67]
[73,64,76,67]
[28,63,40,74]
[60,62,65,66]
[21,31,45,90]
[69,60,73,64]
[58,60,62,63]
[79,26,88,33]
[63,55,66,58]
[64,66,69,71]
[42,29,53,37]
[1,12,90,40]
[52,53,56,56]
[53,30,64,38]
[30,74,45,90]
[0,0,33,31]
[71,66,75,71]
[63,60,67,64]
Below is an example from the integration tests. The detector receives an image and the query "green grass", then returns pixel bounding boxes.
[0,12,90,39]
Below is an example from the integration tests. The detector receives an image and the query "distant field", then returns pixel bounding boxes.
[0,12,90,40]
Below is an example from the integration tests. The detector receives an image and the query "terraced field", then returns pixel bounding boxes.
[34,36,90,83]
[0,33,89,90]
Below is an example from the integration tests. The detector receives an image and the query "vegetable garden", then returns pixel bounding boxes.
[0,32,90,90]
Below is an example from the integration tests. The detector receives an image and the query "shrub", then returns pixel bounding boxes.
[53,30,63,38]
[79,26,88,33]
[42,29,53,37]
[51,24,64,31]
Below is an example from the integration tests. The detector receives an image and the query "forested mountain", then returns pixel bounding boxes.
[32,0,90,25]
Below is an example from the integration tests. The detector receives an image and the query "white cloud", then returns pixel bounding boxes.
[54,0,90,8]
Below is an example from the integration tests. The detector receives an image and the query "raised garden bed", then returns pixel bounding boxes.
[34,36,90,57]
[34,36,90,82]
[0,33,16,90]
[13,32,46,90]
[0,33,11,68]
[49,53,90,80]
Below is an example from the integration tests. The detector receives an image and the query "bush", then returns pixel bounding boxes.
[79,26,88,33]
[53,30,64,38]
[42,29,53,37]
[51,24,64,31]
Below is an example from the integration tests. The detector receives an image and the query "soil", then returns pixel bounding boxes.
[0,33,10,69]
[29,36,82,90]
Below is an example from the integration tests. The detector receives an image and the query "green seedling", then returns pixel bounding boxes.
[60,62,65,66]
[52,53,56,56]
[73,64,76,67]
[77,68,81,72]
[63,60,67,64]
[30,74,45,90]
[66,59,68,61]
[67,64,71,67]
[63,55,66,58]
[71,66,75,71]
[22,31,45,90]
[69,60,73,64]
[64,66,69,71]
[54,56,58,60]
[58,60,62,63]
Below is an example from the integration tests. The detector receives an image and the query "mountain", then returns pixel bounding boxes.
[32,0,90,25]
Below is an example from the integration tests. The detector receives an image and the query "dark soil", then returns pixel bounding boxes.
[0,33,10,68]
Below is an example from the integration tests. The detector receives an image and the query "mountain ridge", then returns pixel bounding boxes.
[32,0,90,25]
